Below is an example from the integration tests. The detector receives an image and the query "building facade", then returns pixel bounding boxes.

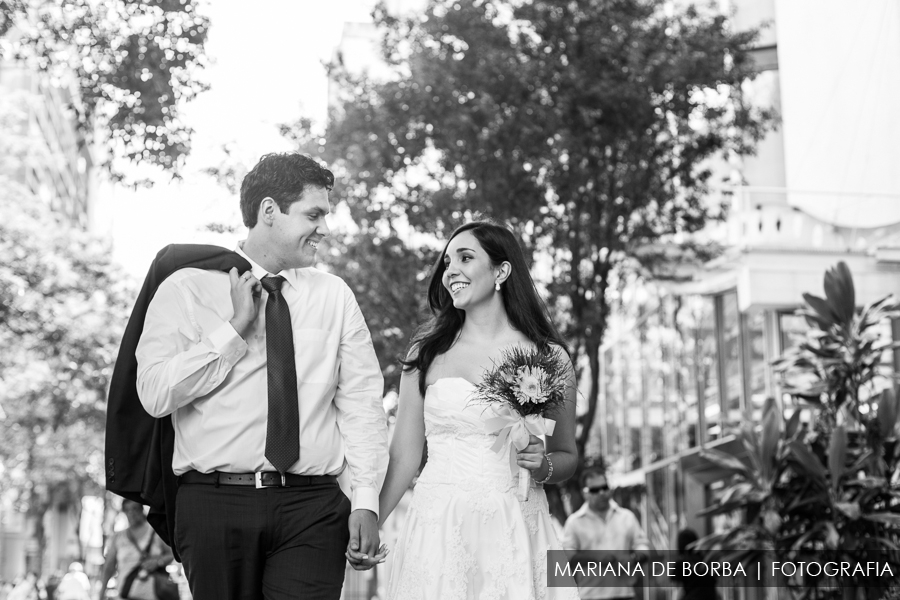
[0,60,95,231]
[595,0,900,598]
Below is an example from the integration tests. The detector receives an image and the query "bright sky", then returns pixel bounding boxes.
[99,0,378,277]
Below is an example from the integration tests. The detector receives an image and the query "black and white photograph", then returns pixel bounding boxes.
[1,0,899,599]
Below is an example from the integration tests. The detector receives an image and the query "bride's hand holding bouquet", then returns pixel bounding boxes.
[474,345,571,500]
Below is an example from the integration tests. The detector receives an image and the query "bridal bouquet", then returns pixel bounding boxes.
[474,345,570,501]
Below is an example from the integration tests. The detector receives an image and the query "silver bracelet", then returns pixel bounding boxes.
[535,453,553,485]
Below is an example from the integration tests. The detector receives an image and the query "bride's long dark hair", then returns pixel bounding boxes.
[402,221,568,396]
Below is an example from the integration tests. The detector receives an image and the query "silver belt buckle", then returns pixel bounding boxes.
[255,472,287,488]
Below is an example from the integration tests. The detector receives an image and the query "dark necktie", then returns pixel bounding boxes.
[261,275,300,474]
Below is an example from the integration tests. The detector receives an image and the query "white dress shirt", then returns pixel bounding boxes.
[562,500,651,599]
[135,245,388,515]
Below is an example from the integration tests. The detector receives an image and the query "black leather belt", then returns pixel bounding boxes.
[180,470,337,489]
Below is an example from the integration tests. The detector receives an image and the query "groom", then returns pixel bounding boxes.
[134,152,388,599]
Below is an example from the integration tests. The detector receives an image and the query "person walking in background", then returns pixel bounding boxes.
[563,467,650,600]
[134,152,388,599]
[97,500,174,600]
[378,221,580,599]
[672,528,718,600]
[7,573,43,600]
[55,563,90,600]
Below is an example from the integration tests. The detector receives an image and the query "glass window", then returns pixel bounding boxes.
[623,334,643,470]
[675,297,700,450]
[779,311,808,354]
[744,309,768,423]
[647,467,669,552]
[660,299,682,457]
[644,310,666,465]
[720,292,743,434]
[669,462,685,540]
[778,311,810,413]
[604,346,622,462]
[694,296,720,442]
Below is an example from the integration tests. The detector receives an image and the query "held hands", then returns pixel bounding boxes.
[228,268,260,338]
[346,509,389,571]
[516,435,547,475]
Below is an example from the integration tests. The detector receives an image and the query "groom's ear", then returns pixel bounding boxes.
[258,197,278,226]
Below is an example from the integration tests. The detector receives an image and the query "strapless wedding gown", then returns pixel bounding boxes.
[386,377,579,600]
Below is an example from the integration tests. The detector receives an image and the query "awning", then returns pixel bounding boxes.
[679,435,747,485]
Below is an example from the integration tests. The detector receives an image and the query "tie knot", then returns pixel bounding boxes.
[261,275,286,294]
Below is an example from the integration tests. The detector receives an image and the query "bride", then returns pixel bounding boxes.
[378,221,580,600]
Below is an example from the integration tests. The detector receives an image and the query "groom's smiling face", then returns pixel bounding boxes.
[442,231,495,309]
[267,186,331,270]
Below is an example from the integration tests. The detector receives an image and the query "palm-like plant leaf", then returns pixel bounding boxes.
[828,424,847,492]
[802,293,837,327]
[699,448,751,480]
[878,386,900,438]
[863,513,900,526]
[824,261,855,323]
[788,441,827,485]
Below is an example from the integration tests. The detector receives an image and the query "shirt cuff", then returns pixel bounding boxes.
[350,486,379,518]
[206,321,246,355]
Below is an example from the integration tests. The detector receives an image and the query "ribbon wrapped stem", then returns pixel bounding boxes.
[517,466,531,501]
[485,405,556,502]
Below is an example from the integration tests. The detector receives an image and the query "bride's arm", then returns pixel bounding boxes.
[378,366,426,526]
[522,350,579,484]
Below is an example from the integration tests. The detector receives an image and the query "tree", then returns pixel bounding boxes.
[285,0,775,513]
[0,0,210,178]
[0,99,133,570]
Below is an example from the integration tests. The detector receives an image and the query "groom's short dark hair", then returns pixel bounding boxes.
[240,152,334,228]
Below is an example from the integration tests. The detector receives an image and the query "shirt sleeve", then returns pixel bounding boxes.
[332,284,388,517]
[136,275,248,417]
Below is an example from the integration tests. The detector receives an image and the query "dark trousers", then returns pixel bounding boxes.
[174,481,351,600]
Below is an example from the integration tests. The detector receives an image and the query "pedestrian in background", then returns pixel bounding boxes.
[97,500,174,600]
[55,563,90,600]
[7,573,43,600]
[672,528,718,600]
[562,467,650,600]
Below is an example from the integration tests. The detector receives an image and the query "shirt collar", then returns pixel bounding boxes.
[235,243,300,291]
[582,499,621,519]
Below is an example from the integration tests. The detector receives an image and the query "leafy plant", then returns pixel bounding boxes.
[0,111,134,570]
[697,262,900,599]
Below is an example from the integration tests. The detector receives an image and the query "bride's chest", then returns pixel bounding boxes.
[423,379,494,438]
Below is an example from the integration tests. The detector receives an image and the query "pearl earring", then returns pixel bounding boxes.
[495,281,501,291]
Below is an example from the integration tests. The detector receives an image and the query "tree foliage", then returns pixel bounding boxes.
[0,0,209,177]
[0,100,134,567]
[285,0,775,512]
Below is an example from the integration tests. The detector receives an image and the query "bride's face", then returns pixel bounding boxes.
[442,231,497,309]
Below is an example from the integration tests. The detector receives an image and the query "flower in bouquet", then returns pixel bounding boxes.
[477,345,570,417]
[474,345,571,500]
